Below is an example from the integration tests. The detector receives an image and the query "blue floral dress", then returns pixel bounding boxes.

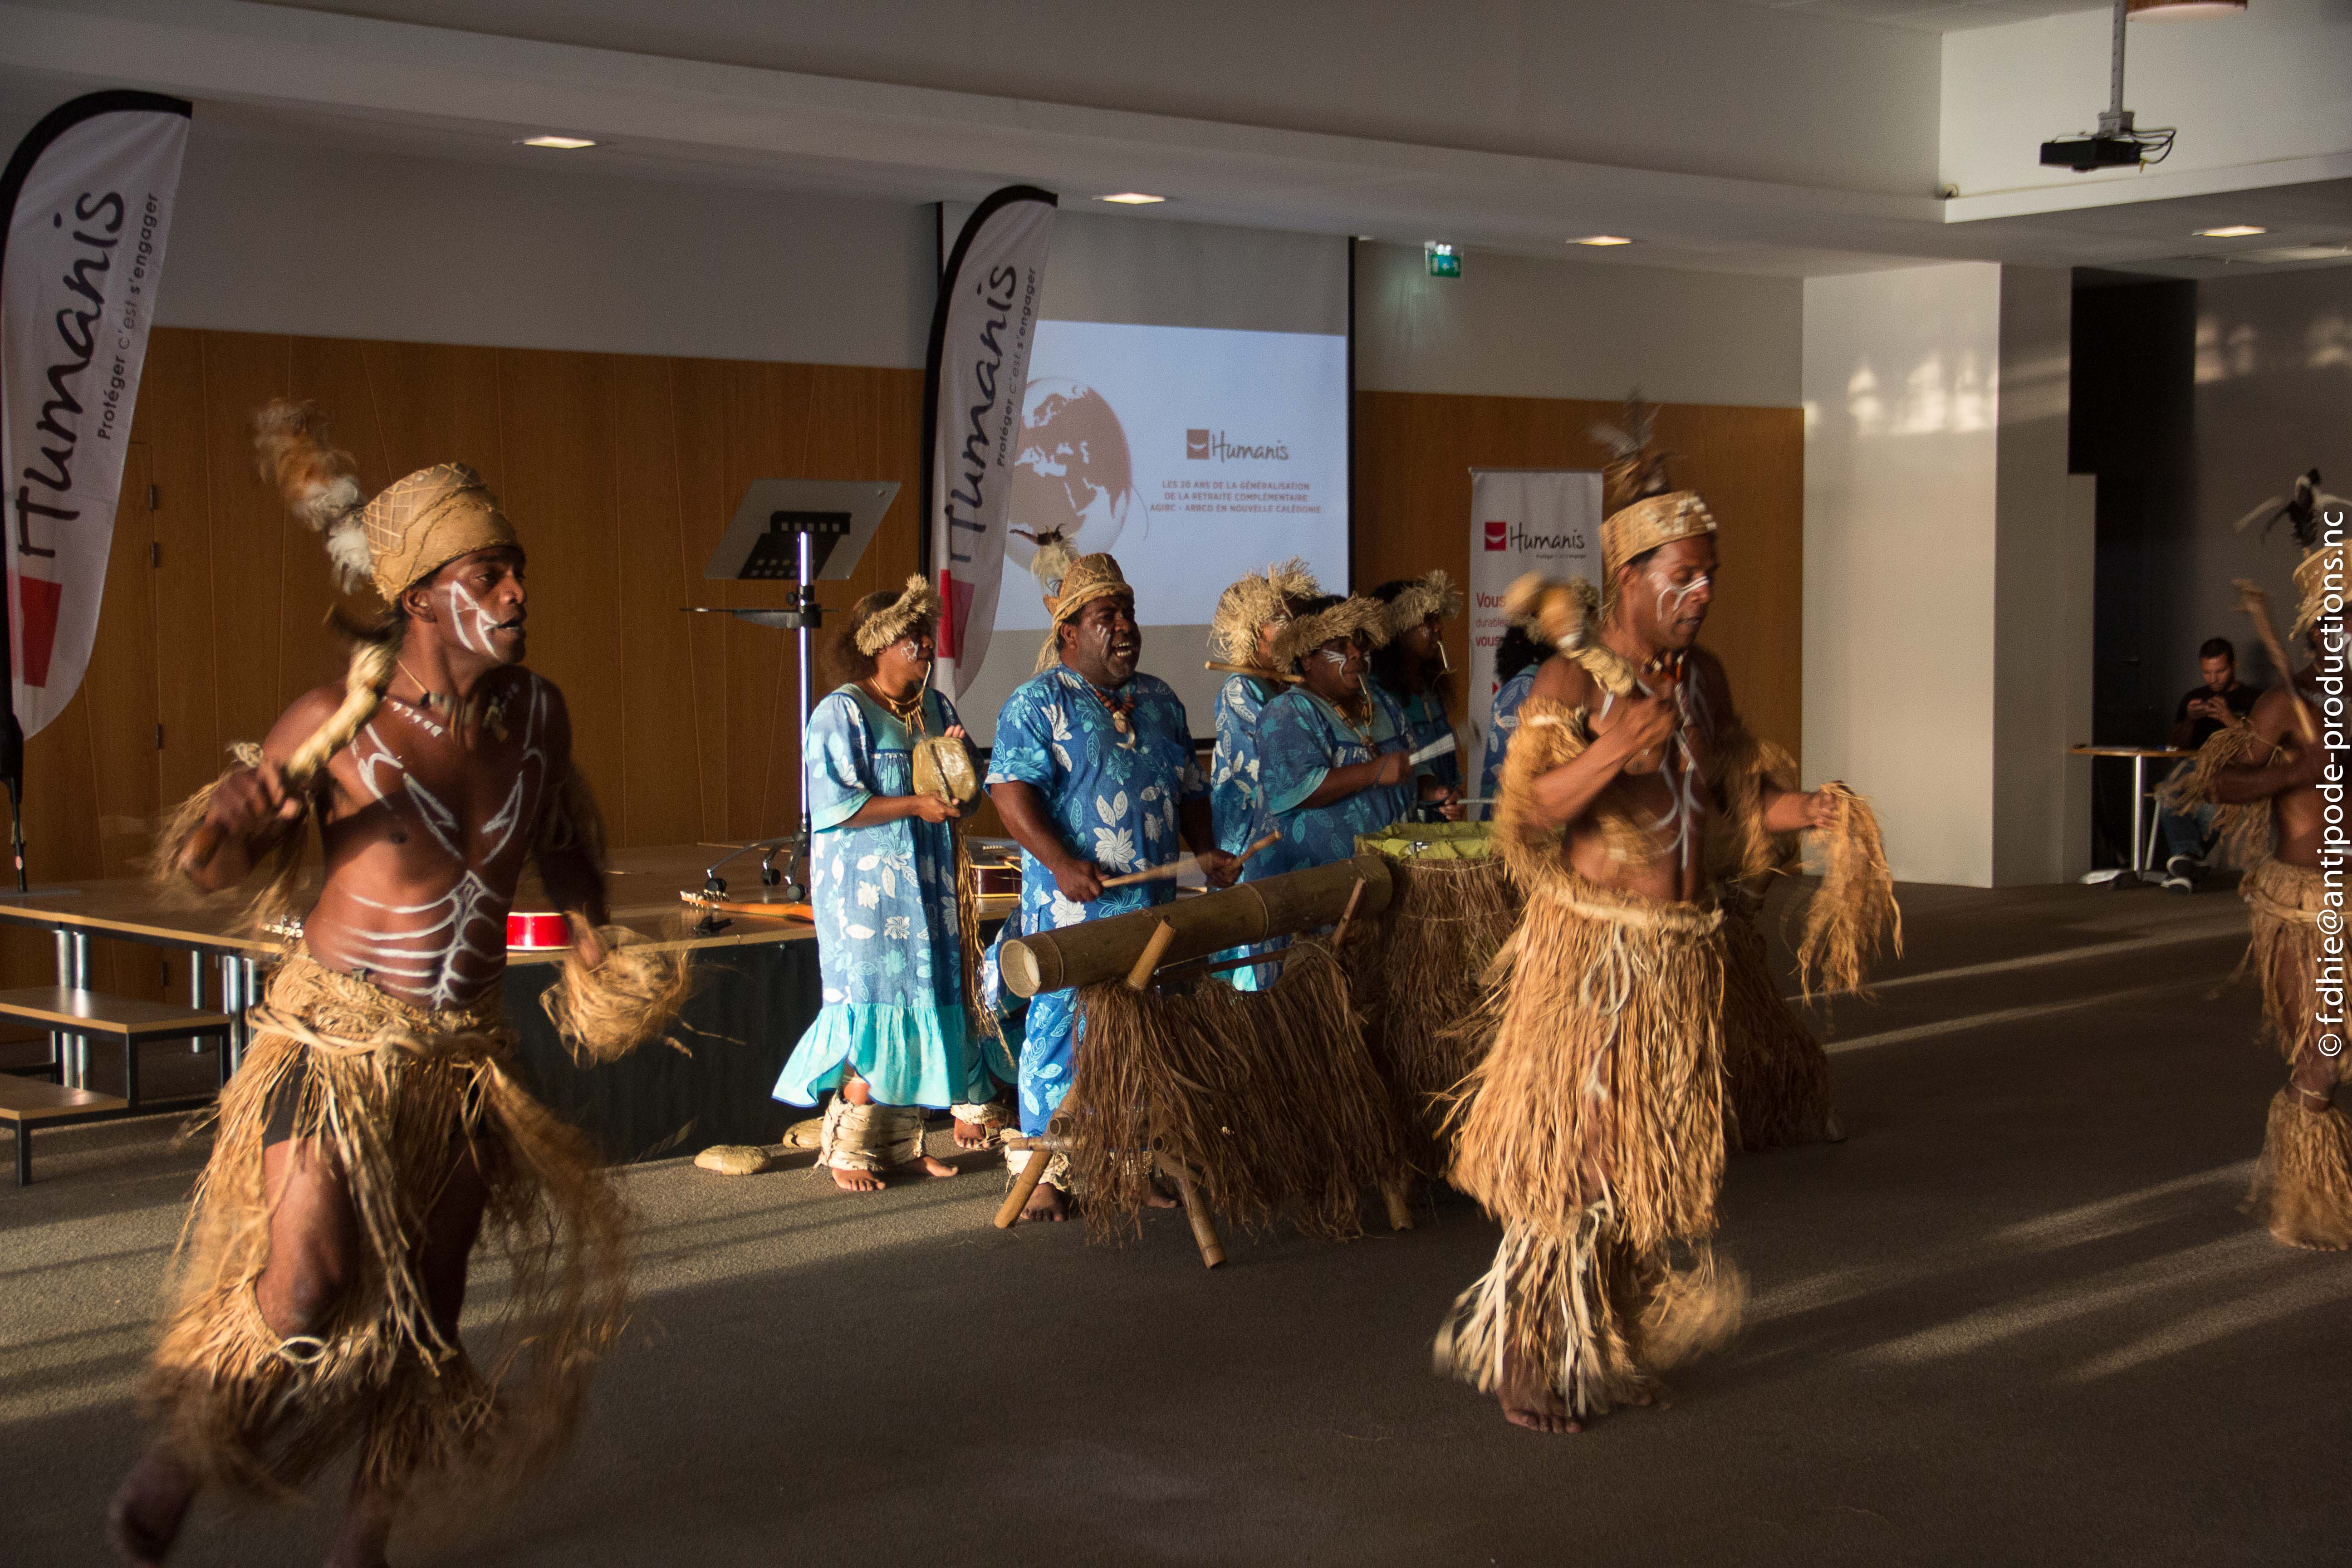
[1479,666,1539,802]
[1211,672,1285,990]
[772,686,1002,1109]
[1255,683,1417,879]
[985,665,1207,1135]
[1377,682,1460,791]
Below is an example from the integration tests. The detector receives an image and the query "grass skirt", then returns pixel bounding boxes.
[2242,857,2352,1249]
[1067,942,1407,1241]
[1437,873,1741,1416]
[144,956,628,1498]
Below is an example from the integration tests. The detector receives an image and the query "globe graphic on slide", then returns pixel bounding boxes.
[1007,378,1142,573]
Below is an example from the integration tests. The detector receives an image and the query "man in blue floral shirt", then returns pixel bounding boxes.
[986,550,1239,1220]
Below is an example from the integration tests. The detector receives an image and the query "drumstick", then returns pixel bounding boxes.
[2232,578,2320,745]
[1205,660,1301,683]
[1098,829,1281,889]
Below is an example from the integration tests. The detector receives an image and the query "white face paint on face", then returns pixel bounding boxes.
[442,578,503,657]
[1654,572,1712,628]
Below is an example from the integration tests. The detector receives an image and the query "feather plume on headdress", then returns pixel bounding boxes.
[853,575,941,656]
[1588,392,1673,511]
[252,400,370,592]
[2231,468,2352,551]
[1210,557,1324,664]
[1026,528,1080,598]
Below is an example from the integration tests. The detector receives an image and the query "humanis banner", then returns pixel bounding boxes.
[1,91,188,739]
[1466,468,1603,759]
[922,186,1055,701]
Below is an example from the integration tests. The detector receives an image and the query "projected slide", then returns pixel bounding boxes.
[992,320,1350,632]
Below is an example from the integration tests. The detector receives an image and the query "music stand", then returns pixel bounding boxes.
[684,480,898,915]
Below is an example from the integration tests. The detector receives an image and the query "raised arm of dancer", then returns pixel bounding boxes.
[1517,660,1676,828]
[990,779,1103,902]
[183,687,340,893]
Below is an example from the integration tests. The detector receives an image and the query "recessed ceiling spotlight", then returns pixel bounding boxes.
[518,135,597,150]
[1573,235,1634,247]
[1097,192,1166,205]
[2194,225,2268,238]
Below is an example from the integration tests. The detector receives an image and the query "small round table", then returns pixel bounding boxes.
[2068,745,2193,884]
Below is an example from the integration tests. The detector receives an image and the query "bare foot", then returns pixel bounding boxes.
[907,1155,960,1179]
[1146,1185,1181,1210]
[953,1117,995,1150]
[1498,1356,1583,1435]
[829,1165,886,1193]
[108,1445,196,1566]
[1022,1182,1070,1222]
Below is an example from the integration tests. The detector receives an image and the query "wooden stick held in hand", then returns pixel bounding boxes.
[1098,829,1282,889]
[2233,578,2320,745]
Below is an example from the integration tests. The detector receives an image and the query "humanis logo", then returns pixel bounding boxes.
[1185,428,1289,462]
[1486,521,1588,553]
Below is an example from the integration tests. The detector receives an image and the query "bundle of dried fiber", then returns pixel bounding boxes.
[1445,871,1728,1252]
[146,955,628,1499]
[540,925,695,1066]
[2250,1088,2352,1250]
[1352,828,1523,1170]
[2164,721,2274,870]
[1792,783,1901,1002]
[1066,940,1406,1243]
[1719,897,1837,1151]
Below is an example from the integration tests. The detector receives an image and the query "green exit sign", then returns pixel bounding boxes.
[1425,242,1461,279]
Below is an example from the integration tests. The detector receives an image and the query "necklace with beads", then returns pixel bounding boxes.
[1081,676,1137,748]
[864,679,928,736]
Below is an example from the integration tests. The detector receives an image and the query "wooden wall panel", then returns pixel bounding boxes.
[5,332,1800,1006]
[1352,391,1806,758]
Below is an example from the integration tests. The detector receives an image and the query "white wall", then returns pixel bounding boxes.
[1353,243,1803,407]
[0,108,938,368]
[1805,263,2001,887]
[1940,0,2352,201]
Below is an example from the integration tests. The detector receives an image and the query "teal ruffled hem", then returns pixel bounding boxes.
[773,1003,996,1107]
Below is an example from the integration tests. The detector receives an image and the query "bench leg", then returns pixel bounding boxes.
[13,1126,26,1187]
[124,1035,141,1113]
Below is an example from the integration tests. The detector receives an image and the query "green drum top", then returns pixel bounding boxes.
[1356,821,1497,861]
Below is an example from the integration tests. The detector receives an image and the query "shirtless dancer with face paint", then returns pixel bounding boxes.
[1440,454,1861,1438]
[112,415,622,1568]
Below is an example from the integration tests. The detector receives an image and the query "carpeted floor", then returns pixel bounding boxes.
[4,876,2345,1567]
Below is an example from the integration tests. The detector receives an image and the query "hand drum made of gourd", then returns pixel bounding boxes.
[912,734,980,804]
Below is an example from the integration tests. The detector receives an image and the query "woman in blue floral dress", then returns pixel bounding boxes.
[772,579,1006,1192]
[1369,571,1466,793]
[1255,594,1461,883]
[1208,559,1320,987]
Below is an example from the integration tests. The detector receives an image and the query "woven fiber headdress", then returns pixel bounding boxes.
[1033,548,1133,672]
[1589,392,1715,588]
[2292,540,2347,642]
[1380,569,1463,641]
[1269,594,1390,673]
[853,576,940,655]
[252,400,517,604]
[1210,557,1322,664]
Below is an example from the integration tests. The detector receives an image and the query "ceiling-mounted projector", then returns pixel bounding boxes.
[2036,1,2205,173]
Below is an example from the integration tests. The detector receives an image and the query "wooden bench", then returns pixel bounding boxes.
[0,989,235,1184]
[0,1077,131,1186]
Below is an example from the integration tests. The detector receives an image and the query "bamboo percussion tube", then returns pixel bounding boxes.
[1157,1153,1226,1269]
[1124,921,1177,990]
[1326,877,1369,954]
[182,639,397,871]
[1204,660,1300,683]
[1000,853,1393,996]
[994,1144,1054,1229]
[2233,578,2320,745]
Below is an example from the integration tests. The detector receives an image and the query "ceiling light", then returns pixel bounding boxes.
[1573,235,1634,247]
[518,135,596,149]
[1097,192,1165,205]
[2127,0,2246,19]
[2195,225,2268,238]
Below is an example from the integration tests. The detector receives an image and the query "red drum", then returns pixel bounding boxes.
[507,911,572,950]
